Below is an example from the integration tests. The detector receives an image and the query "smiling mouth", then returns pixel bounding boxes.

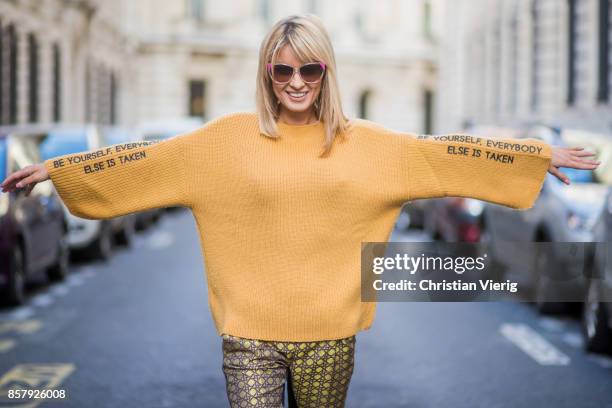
[286,91,308,100]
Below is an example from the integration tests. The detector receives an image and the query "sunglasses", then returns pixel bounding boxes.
[266,62,326,84]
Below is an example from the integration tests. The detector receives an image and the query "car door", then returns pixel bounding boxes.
[8,136,53,269]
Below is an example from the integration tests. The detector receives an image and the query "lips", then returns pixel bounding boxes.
[286,90,308,101]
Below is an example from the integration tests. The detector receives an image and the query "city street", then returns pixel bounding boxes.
[0,209,610,408]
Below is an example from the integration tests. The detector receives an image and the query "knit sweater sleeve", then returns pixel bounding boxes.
[391,131,553,210]
[43,133,193,220]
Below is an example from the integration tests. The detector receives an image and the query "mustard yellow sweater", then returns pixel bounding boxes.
[44,112,552,341]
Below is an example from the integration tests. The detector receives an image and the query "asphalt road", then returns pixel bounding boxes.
[0,209,611,408]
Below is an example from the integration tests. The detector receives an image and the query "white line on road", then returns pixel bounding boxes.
[65,275,85,287]
[0,306,35,321]
[50,284,70,297]
[500,323,571,366]
[0,339,15,353]
[30,294,55,308]
[80,266,97,278]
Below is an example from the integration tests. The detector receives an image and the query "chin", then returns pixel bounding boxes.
[282,99,314,113]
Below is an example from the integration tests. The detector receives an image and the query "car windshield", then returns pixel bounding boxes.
[39,129,88,161]
[0,139,6,181]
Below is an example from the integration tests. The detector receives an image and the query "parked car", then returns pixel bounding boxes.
[421,125,522,242]
[0,128,69,305]
[423,197,484,242]
[39,125,118,260]
[581,184,612,355]
[482,125,607,314]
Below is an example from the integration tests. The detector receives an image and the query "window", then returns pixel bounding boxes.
[530,1,540,110]
[423,0,433,40]
[567,0,577,105]
[188,0,205,20]
[189,80,206,118]
[28,33,39,122]
[110,72,116,125]
[509,1,519,112]
[423,89,434,134]
[85,60,91,122]
[8,24,17,124]
[0,22,3,123]
[597,0,610,102]
[358,90,371,119]
[260,0,271,23]
[52,43,61,122]
[306,0,318,14]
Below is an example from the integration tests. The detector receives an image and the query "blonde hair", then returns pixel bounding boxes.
[255,14,350,157]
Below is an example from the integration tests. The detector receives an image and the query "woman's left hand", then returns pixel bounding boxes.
[549,146,600,185]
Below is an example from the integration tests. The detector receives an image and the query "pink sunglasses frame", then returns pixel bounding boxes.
[266,62,327,84]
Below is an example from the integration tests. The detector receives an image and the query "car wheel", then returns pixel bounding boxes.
[115,218,136,247]
[582,280,612,354]
[2,245,26,306]
[533,247,566,315]
[47,231,70,282]
[88,221,113,261]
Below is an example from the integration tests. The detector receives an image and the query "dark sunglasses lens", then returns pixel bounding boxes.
[272,65,293,82]
[300,64,324,82]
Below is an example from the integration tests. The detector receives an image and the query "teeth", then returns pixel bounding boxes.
[288,92,307,97]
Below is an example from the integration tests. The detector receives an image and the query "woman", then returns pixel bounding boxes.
[1,14,600,408]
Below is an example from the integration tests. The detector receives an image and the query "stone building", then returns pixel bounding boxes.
[1,0,443,134]
[437,0,612,134]
[0,0,133,126]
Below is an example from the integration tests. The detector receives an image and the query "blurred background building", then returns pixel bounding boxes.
[437,0,612,134]
[0,0,443,134]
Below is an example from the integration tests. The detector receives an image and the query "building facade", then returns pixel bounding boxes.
[437,0,612,134]
[1,0,443,134]
[0,0,134,126]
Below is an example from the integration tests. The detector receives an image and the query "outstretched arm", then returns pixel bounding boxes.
[394,133,599,209]
[1,134,193,219]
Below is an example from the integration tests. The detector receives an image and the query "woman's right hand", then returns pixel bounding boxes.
[1,163,50,196]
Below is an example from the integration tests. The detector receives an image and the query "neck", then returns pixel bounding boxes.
[278,108,318,125]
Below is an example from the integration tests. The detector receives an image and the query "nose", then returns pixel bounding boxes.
[289,69,306,88]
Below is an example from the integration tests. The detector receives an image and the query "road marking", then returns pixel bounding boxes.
[80,267,96,278]
[49,284,69,297]
[0,320,42,335]
[29,294,54,308]
[65,275,85,287]
[147,231,174,249]
[0,339,15,353]
[500,323,570,366]
[0,363,75,407]
[0,307,35,322]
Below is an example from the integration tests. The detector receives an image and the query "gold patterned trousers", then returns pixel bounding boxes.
[221,333,356,408]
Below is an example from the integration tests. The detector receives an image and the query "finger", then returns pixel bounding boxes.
[567,159,599,170]
[570,146,585,151]
[16,175,39,189]
[1,167,34,188]
[1,179,23,193]
[549,166,570,184]
[571,150,597,157]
